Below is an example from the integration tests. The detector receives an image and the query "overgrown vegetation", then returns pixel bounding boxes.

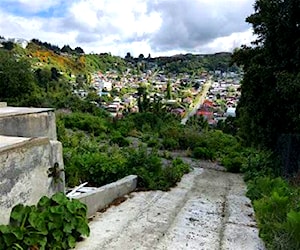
[1,11,300,247]
[0,192,89,249]
[229,1,300,248]
[57,111,191,191]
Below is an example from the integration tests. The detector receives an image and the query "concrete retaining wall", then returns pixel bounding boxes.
[0,136,64,225]
[75,175,138,218]
[0,107,57,140]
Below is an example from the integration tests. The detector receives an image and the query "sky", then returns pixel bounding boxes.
[0,0,256,57]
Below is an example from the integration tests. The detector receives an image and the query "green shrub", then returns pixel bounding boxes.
[0,192,89,249]
[246,175,300,249]
[221,152,244,173]
[163,158,190,185]
[147,137,161,148]
[241,149,279,182]
[161,137,179,150]
[192,147,215,160]
[178,128,202,150]
[61,112,108,136]
[124,147,190,191]
[200,130,239,155]
[246,176,290,201]
[284,210,300,248]
[110,132,130,147]
[254,192,291,248]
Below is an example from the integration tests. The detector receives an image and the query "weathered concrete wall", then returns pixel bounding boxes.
[0,107,57,140]
[76,175,138,218]
[0,136,64,225]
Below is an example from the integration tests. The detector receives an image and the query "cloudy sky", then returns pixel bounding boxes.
[0,0,256,57]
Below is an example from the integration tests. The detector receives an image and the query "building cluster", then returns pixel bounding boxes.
[74,67,242,123]
[197,74,241,125]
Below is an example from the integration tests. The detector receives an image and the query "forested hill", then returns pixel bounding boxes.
[1,37,238,77]
[10,39,127,75]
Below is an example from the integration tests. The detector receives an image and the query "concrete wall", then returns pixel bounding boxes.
[0,136,64,225]
[0,109,57,140]
[76,175,138,218]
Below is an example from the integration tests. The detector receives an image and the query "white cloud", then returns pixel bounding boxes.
[0,0,257,57]
[201,29,255,54]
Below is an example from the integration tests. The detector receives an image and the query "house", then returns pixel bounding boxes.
[225,107,236,117]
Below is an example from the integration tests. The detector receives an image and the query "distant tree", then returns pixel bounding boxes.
[74,46,84,54]
[125,52,132,59]
[2,41,14,50]
[61,45,73,54]
[166,79,172,100]
[138,54,145,62]
[0,50,37,103]
[35,68,52,91]
[51,67,60,81]
[31,39,61,53]
[137,86,149,112]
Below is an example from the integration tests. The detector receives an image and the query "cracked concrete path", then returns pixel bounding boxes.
[76,165,265,250]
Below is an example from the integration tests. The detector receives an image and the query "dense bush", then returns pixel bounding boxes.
[60,112,108,136]
[242,151,300,249]
[241,149,279,182]
[246,177,290,201]
[192,147,215,160]
[250,181,300,250]
[221,152,244,173]
[127,148,190,191]
[110,131,130,147]
[161,137,180,150]
[0,192,89,249]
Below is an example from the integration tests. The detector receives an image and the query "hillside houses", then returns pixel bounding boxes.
[195,78,241,124]
[75,66,241,122]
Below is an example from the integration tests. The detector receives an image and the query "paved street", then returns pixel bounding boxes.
[181,80,212,125]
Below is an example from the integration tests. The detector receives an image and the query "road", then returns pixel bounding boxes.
[76,161,265,250]
[181,80,212,125]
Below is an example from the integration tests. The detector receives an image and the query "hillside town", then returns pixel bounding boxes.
[76,68,242,124]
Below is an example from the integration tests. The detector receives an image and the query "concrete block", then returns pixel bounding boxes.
[0,107,57,140]
[76,175,138,218]
[0,102,7,107]
[0,136,65,225]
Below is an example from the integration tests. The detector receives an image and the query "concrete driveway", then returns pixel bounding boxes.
[76,162,265,250]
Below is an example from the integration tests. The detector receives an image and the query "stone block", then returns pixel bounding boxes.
[76,175,138,218]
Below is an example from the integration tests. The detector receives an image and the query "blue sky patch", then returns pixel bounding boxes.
[0,1,67,18]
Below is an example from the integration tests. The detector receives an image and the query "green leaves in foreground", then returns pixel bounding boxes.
[0,192,89,249]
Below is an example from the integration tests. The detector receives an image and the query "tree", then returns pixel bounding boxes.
[137,86,149,113]
[2,41,14,50]
[232,0,300,148]
[35,68,52,91]
[74,46,84,54]
[166,79,172,100]
[61,45,73,54]
[2,41,15,50]
[138,54,144,61]
[0,50,37,103]
[125,52,132,60]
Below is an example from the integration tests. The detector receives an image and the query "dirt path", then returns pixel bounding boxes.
[76,163,265,250]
